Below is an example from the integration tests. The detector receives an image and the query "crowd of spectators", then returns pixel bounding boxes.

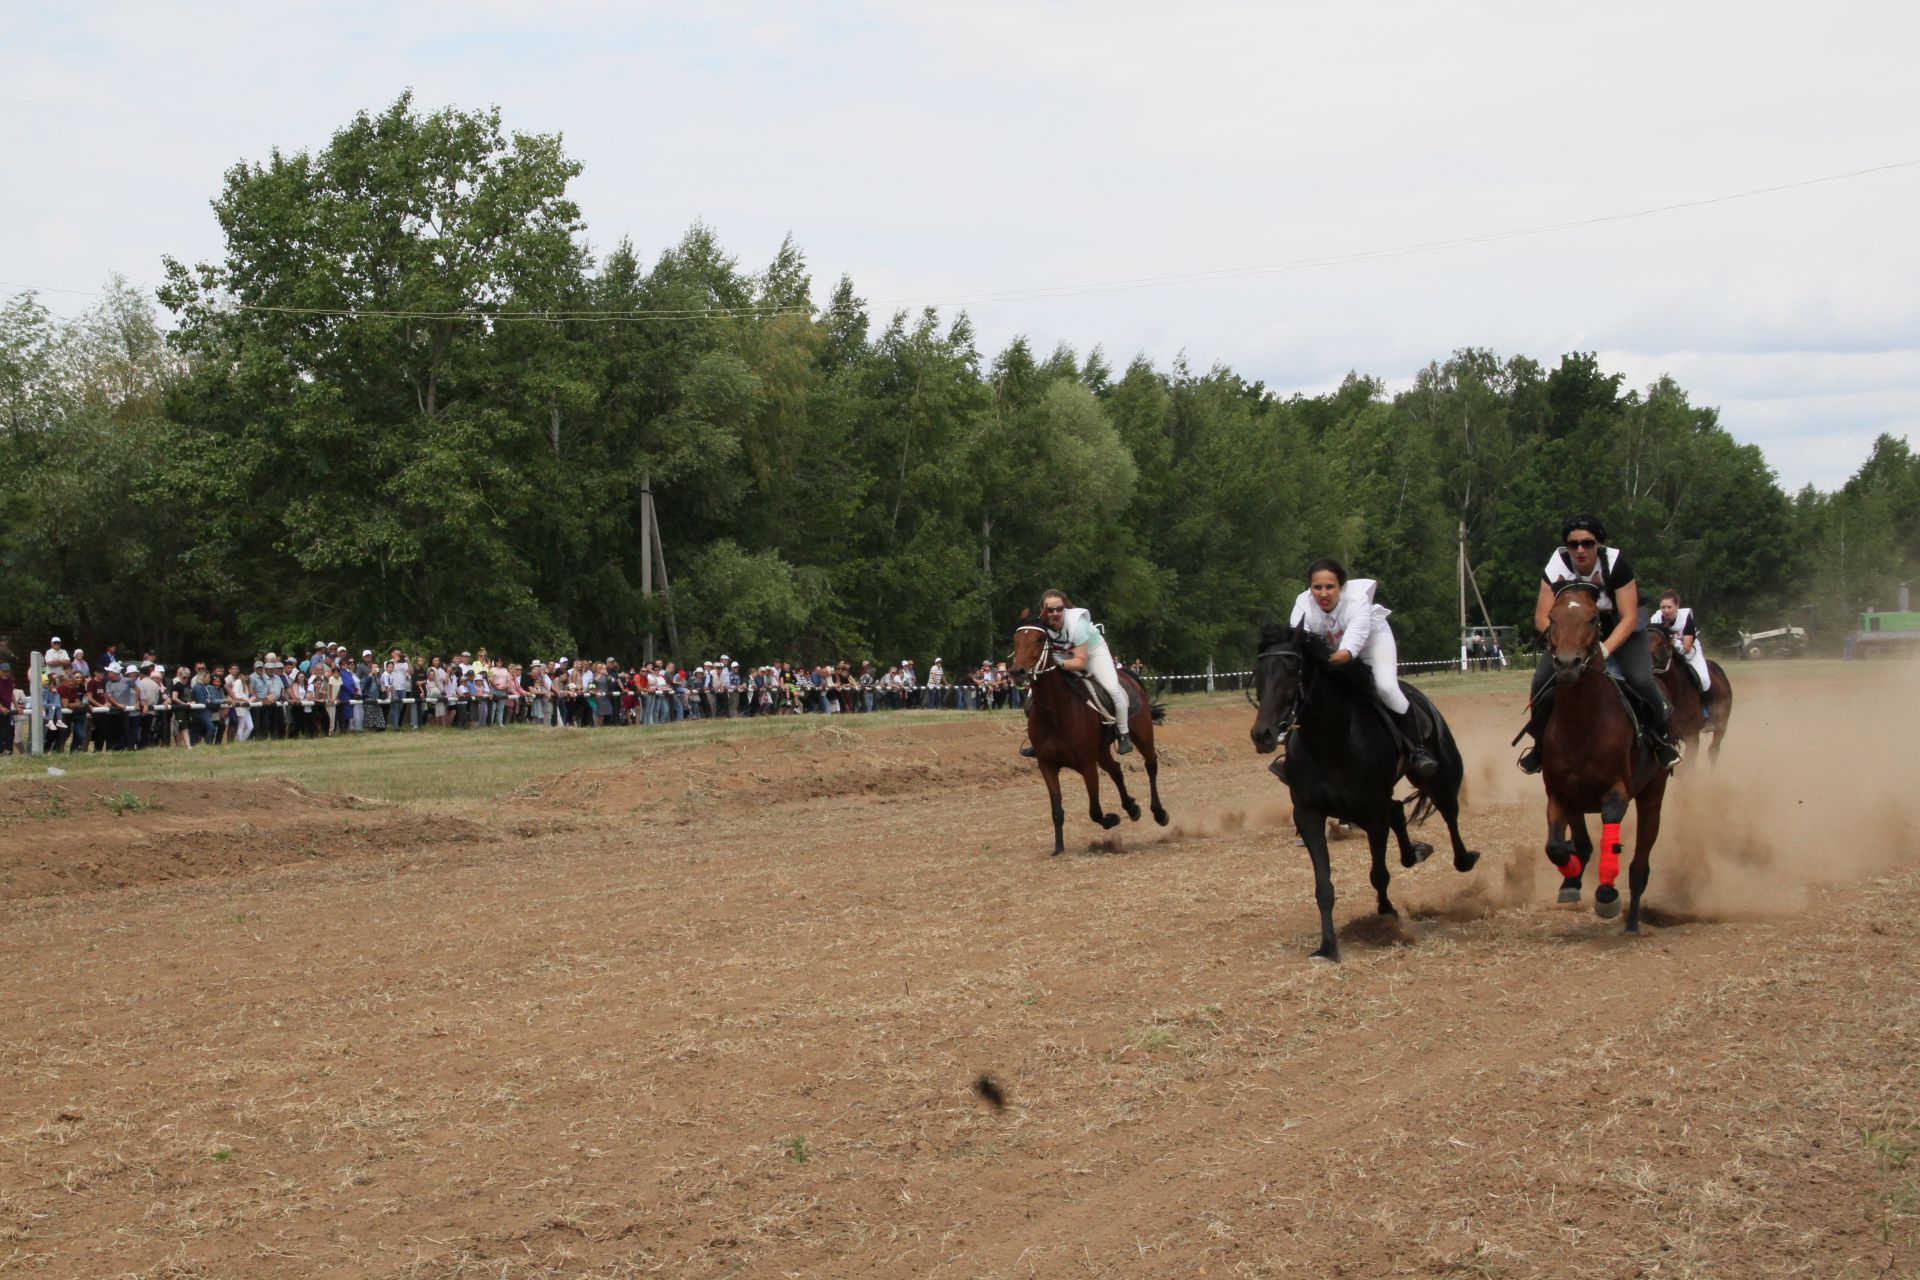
[2,638,1028,754]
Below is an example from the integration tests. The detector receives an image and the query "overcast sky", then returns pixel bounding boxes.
[6,2,1917,490]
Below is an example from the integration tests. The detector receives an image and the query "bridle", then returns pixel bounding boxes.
[1014,622,1063,680]
[1648,627,1674,675]
[1250,636,1313,735]
[1549,579,1607,672]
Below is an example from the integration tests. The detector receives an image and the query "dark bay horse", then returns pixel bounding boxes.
[1648,626,1733,766]
[1012,613,1167,855]
[1248,622,1480,962]
[1539,581,1670,930]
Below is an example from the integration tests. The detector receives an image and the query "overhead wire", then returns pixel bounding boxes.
[4,157,1916,323]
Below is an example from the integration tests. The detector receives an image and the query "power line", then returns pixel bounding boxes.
[6,157,1916,323]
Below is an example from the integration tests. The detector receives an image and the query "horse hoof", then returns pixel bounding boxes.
[1400,841,1433,868]
[1454,850,1481,873]
[1101,814,1121,830]
[1124,802,1142,822]
[1594,886,1621,920]
[1556,885,1582,904]
[1310,946,1341,964]
[1152,808,1169,827]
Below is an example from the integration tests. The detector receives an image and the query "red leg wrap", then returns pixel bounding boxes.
[1562,854,1582,880]
[1599,823,1622,886]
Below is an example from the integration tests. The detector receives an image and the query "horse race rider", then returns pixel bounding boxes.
[1019,589,1132,756]
[1282,557,1439,782]
[1650,589,1715,726]
[1517,513,1682,773]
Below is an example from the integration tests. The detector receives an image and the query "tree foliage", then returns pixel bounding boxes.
[0,96,1899,669]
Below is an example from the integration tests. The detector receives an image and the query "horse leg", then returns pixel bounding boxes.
[1367,820,1398,917]
[1297,805,1340,962]
[1429,782,1481,873]
[1625,774,1667,934]
[1593,788,1629,920]
[1709,678,1731,765]
[1040,762,1067,856]
[1142,731,1168,826]
[1098,744,1142,822]
[1544,796,1585,903]
[1387,803,1432,869]
[1081,761,1119,831]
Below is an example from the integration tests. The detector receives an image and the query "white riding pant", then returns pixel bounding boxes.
[1356,626,1410,715]
[1084,641,1130,730]
[1681,642,1710,692]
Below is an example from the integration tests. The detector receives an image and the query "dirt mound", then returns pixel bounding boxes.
[0,778,487,901]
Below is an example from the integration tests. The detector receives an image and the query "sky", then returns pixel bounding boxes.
[5,1,1918,491]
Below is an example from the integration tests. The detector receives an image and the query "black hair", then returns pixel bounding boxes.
[1305,557,1348,585]
[1561,513,1608,543]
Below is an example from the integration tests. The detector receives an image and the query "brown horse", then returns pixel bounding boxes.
[1648,626,1733,766]
[1012,612,1167,855]
[1539,581,1670,931]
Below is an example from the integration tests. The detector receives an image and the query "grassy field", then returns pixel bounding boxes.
[0,658,1841,806]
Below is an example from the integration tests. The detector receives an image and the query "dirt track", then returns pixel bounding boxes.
[2,669,1916,1278]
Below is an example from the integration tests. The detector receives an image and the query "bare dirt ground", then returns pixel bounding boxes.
[2,666,1917,1278]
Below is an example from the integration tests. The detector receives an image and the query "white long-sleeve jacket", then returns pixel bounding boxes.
[1289,578,1391,657]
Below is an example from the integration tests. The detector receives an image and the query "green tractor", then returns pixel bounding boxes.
[1847,584,1920,658]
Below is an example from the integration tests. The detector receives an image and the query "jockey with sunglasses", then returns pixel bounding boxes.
[1517,513,1681,774]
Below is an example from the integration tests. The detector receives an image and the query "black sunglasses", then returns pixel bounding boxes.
[1566,537,1599,549]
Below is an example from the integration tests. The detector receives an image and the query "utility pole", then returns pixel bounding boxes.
[640,472,654,665]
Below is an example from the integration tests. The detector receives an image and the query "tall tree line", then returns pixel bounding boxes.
[3,96,1913,669]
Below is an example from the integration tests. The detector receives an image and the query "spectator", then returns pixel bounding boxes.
[0,663,15,754]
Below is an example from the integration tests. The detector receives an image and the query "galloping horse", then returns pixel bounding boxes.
[1248,622,1480,962]
[1539,580,1670,930]
[1648,625,1733,765]
[1012,612,1167,855]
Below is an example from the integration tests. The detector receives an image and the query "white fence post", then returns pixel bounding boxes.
[1205,657,1215,694]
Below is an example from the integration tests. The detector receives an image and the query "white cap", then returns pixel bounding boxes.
[362,649,373,657]
[49,635,61,643]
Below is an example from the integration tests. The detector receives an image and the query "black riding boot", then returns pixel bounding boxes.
[1115,730,1133,755]
[1516,692,1553,775]
[1394,710,1439,781]
[1699,683,1714,726]
[1268,754,1289,784]
[1652,702,1683,769]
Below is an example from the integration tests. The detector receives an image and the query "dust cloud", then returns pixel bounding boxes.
[1431,662,1920,921]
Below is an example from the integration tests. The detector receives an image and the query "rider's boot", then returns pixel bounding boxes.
[1699,689,1715,727]
[1516,692,1552,775]
[1653,715,1683,769]
[1018,741,1036,758]
[1268,754,1289,784]
[1115,729,1134,756]
[1394,710,1440,781]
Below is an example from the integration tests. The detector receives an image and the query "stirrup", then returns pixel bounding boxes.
[1517,743,1543,775]
[1018,743,1036,758]
[1115,734,1133,755]
[1268,756,1289,784]
[1655,736,1683,769]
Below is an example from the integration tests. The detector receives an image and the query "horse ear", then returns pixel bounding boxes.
[1019,607,1032,621]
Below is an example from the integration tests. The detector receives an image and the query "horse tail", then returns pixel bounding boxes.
[1407,789,1438,826]
[1149,697,1167,725]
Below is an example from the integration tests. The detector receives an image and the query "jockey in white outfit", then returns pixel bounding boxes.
[1288,557,1438,780]
[1653,590,1715,722]
[1037,588,1131,754]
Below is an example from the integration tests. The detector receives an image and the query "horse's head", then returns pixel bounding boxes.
[1646,624,1674,674]
[1011,609,1051,674]
[1249,620,1308,754]
[1546,580,1605,685]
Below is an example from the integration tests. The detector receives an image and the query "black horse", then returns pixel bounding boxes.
[1248,621,1481,962]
